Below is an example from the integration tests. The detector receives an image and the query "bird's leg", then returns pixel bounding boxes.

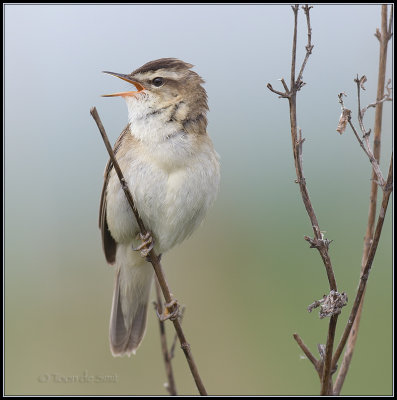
[132,231,154,258]
[133,232,179,320]
[156,297,180,322]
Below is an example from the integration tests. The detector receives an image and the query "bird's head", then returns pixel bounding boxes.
[103,58,208,118]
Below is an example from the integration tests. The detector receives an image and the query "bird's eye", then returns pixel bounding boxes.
[152,77,164,87]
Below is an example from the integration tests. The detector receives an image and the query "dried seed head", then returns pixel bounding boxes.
[336,109,351,135]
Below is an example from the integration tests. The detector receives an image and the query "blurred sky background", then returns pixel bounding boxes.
[4,4,393,396]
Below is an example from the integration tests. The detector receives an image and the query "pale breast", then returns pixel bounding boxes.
[105,131,220,254]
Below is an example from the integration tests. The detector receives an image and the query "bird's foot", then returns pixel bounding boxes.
[156,298,180,322]
[133,232,154,258]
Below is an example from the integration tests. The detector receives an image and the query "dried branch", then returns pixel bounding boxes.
[387,5,393,37]
[170,306,186,360]
[266,5,314,99]
[292,58,337,292]
[354,76,393,175]
[361,79,392,114]
[154,280,177,395]
[331,154,393,374]
[334,6,393,394]
[267,5,339,395]
[337,92,386,187]
[290,4,299,94]
[320,315,338,395]
[296,5,314,89]
[310,291,347,394]
[293,333,321,377]
[90,107,208,396]
[266,82,290,98]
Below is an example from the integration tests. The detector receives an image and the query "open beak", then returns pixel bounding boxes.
[102,71,145,97]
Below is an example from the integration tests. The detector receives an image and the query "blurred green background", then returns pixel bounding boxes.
[4,4,392,396]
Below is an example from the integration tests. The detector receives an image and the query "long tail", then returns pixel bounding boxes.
[109,244,153,356]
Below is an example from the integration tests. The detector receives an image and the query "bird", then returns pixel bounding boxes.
[99,58,220,356]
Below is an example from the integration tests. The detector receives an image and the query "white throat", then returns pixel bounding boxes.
[124,93,182,144]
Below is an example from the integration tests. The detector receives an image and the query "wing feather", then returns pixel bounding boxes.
[99,125,131,264]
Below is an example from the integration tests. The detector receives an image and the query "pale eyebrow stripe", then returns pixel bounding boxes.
[134,70,185,81]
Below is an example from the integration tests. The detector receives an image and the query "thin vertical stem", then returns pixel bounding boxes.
[155,280,177,396]
[320,315,338,395]
[333,5,393,394]
[332,155,393,372]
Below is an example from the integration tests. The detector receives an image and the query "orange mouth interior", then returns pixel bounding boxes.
[102,71,145,98]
